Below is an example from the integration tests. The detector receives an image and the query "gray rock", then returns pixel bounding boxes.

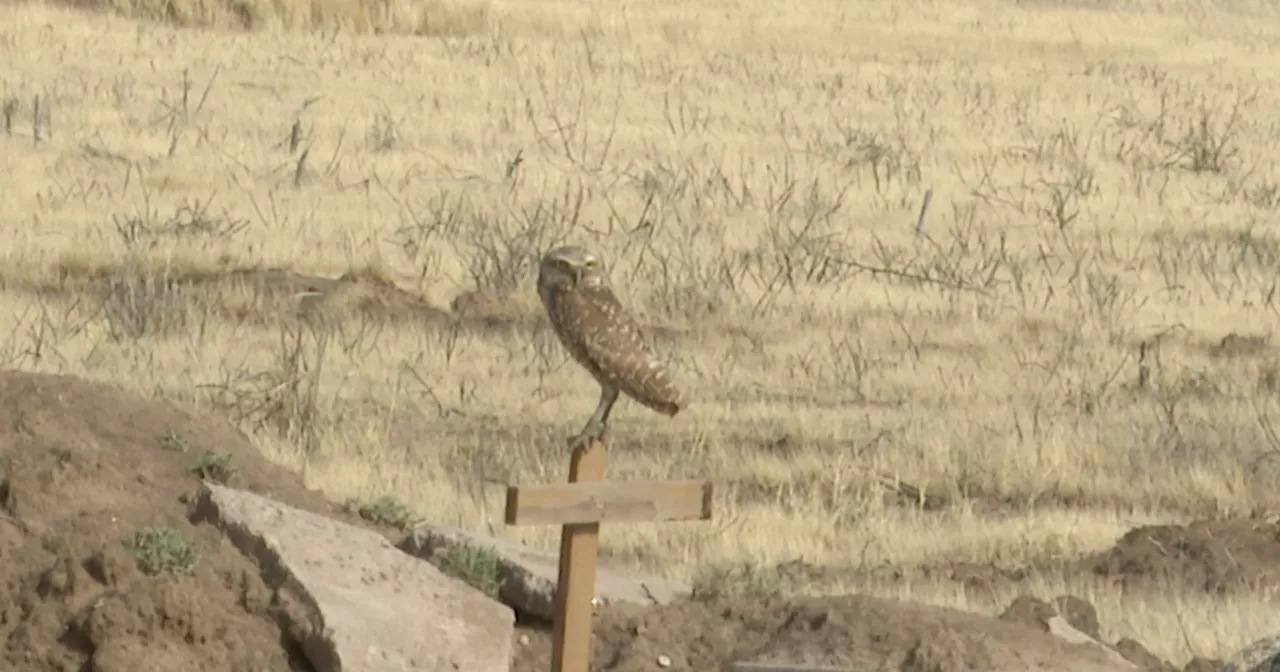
[193,484,513,672]
[399,524,691,620]
[1221,632,1280,672]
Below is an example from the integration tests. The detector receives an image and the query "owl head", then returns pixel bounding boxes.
[537,245,605,292]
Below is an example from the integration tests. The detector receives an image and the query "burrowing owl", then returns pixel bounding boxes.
[537,245,682,452]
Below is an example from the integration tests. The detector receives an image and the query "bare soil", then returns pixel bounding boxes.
[0,368,1270,671]
[510,592,1224,672]
[511,594,1134,672]
[0,369,397,672]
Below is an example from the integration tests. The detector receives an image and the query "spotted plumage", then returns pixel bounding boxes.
[537,245,682,452]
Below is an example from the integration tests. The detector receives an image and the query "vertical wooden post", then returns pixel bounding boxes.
[504,438,712,672]
[550,440,606,672]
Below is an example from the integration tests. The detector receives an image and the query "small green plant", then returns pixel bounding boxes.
[128,526,198,576]
[345,495,417,529]
[690,560,782,601]
[433,541,502,598]
[189,451,235,483]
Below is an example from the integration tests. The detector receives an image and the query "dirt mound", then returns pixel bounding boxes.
[450,287,545,330]
[99,265,452,328]
[1083,518,1280,594]
[0,370,387,672]
[511,593,1138,672]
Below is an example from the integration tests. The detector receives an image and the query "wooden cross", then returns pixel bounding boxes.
[504,439,714,672]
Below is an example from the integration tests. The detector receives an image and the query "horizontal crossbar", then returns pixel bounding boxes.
[504,479,713,526]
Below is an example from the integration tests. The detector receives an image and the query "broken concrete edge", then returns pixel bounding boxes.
[398,523,695,625]
[1045,616,1138,670]
[188,483,340,670]
[398,525,558,621]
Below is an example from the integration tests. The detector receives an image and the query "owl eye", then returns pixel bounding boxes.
[583,258,597,268]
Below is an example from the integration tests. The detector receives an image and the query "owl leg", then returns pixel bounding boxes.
[567,384,619,453]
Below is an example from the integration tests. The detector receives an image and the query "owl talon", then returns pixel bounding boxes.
[567,425,605,454]
[566,434,588,454]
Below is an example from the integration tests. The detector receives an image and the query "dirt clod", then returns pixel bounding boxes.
[1053,595,1101,640]
[1114,637,1178,671]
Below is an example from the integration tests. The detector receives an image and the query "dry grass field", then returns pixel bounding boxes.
[4,0,1280,665]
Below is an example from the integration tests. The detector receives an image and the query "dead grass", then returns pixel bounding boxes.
[3,0,1280,663]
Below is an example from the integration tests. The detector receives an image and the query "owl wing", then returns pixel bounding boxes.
[554,284,682,416]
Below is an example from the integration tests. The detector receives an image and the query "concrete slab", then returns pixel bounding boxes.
[193,484,513,672]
